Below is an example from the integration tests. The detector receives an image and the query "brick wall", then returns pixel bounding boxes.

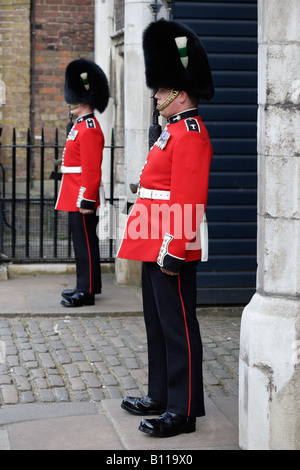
[0,0,31,176]
[33,0,95,144]
[0,0,95,182]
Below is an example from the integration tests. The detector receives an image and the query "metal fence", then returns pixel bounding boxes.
[0,128,121,263]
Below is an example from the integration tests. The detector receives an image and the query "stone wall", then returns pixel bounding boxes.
[239,0,300,450]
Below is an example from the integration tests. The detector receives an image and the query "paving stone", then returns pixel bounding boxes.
[24,361,38,369]
[120,375,138,390]
[0,315,240,406]
[0,375,11,385]
[30,369,46,379]
[15,376,31,391]
[124,358,139,369]
[1,385,18,404]
[83,372,102,388]
[6,356,19,367]
[39,353,55,369]
[48,375,65,387]
[53,387,69,402]
[77,362,93,373]
[203,370,220,386]
[34,344,48,353]
[5,346,18,355]
[111,366,128,377]
[13,367,28,377]
[70,352,86,361]
[39,389,55,402]
[21,391,35,403]
[69,377,86,391]
[105,355,121,366]
[55,350,72,364]
[63,364,80,378]
[34,378,48,389]
[85,351,102,362]
[90,388,105,401]
[130,368,148,386]
[102,374,118,386]
[105,385,123,399]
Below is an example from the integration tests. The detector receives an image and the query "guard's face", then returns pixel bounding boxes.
[154,88,180,118]
[155,88,171,105]
[69,104,84,116]
[69,103,93,118]
[155,88,171,112]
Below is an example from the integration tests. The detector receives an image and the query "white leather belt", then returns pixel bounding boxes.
[61,166,82,174]
[138,186,170,200]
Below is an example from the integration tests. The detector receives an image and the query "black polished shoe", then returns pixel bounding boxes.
[61,292,95,307]
[61,287,77,299]
[121,396,166,416]
[139,412,196,438]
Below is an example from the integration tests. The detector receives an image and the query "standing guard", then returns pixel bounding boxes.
[56,58,109,307]
[118,19,214,437]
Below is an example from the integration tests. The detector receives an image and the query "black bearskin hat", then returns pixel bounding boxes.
[64,58,109,113]
[143,19,214,101]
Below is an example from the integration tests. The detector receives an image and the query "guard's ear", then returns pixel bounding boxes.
[178,90,188,104]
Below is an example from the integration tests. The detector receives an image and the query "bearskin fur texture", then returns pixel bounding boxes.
[143,19,214,101]
[65,58,109,113]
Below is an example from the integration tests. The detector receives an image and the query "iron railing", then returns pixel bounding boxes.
[0,128,121,263]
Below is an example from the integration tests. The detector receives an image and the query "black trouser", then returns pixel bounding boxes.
[69,211,101,294]
[142,261,205,418]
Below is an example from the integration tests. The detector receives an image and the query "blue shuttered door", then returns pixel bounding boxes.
[172,0,258,304]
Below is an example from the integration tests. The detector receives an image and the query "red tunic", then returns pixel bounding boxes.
[117,112,213,271]
[55,114,104,212]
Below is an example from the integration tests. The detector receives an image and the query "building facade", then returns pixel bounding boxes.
[0,0,258,305]
[1,0,299,448]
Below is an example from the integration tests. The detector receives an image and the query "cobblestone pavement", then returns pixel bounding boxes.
[0,315,240,406]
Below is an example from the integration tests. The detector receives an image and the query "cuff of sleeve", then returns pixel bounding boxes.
[157,233,185,272]
[76,186,96,210]
[158,253,185,273]
[80,199,96,210]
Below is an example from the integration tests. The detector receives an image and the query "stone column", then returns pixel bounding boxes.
[239,0,300,450]
[94,0,114,196]
[115,0,153,285]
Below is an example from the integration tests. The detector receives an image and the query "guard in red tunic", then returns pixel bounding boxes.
[55,58,109,307]
[118,20,214,437]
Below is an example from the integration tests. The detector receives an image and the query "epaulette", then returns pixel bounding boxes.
[86,118,96,129]
[185,118,201,133]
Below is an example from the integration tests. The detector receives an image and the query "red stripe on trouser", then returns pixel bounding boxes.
[178,275,191,417]
[82,215,92,294]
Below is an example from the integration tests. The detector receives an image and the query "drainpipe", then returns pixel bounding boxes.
[30,0,36,137]
[30,0,36,185]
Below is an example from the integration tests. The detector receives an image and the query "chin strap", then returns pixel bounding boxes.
[157,89,180,111]
[69,103,84,111]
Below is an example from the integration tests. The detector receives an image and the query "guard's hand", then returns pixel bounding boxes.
[79,208,94,215]
[160,267,179,276]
